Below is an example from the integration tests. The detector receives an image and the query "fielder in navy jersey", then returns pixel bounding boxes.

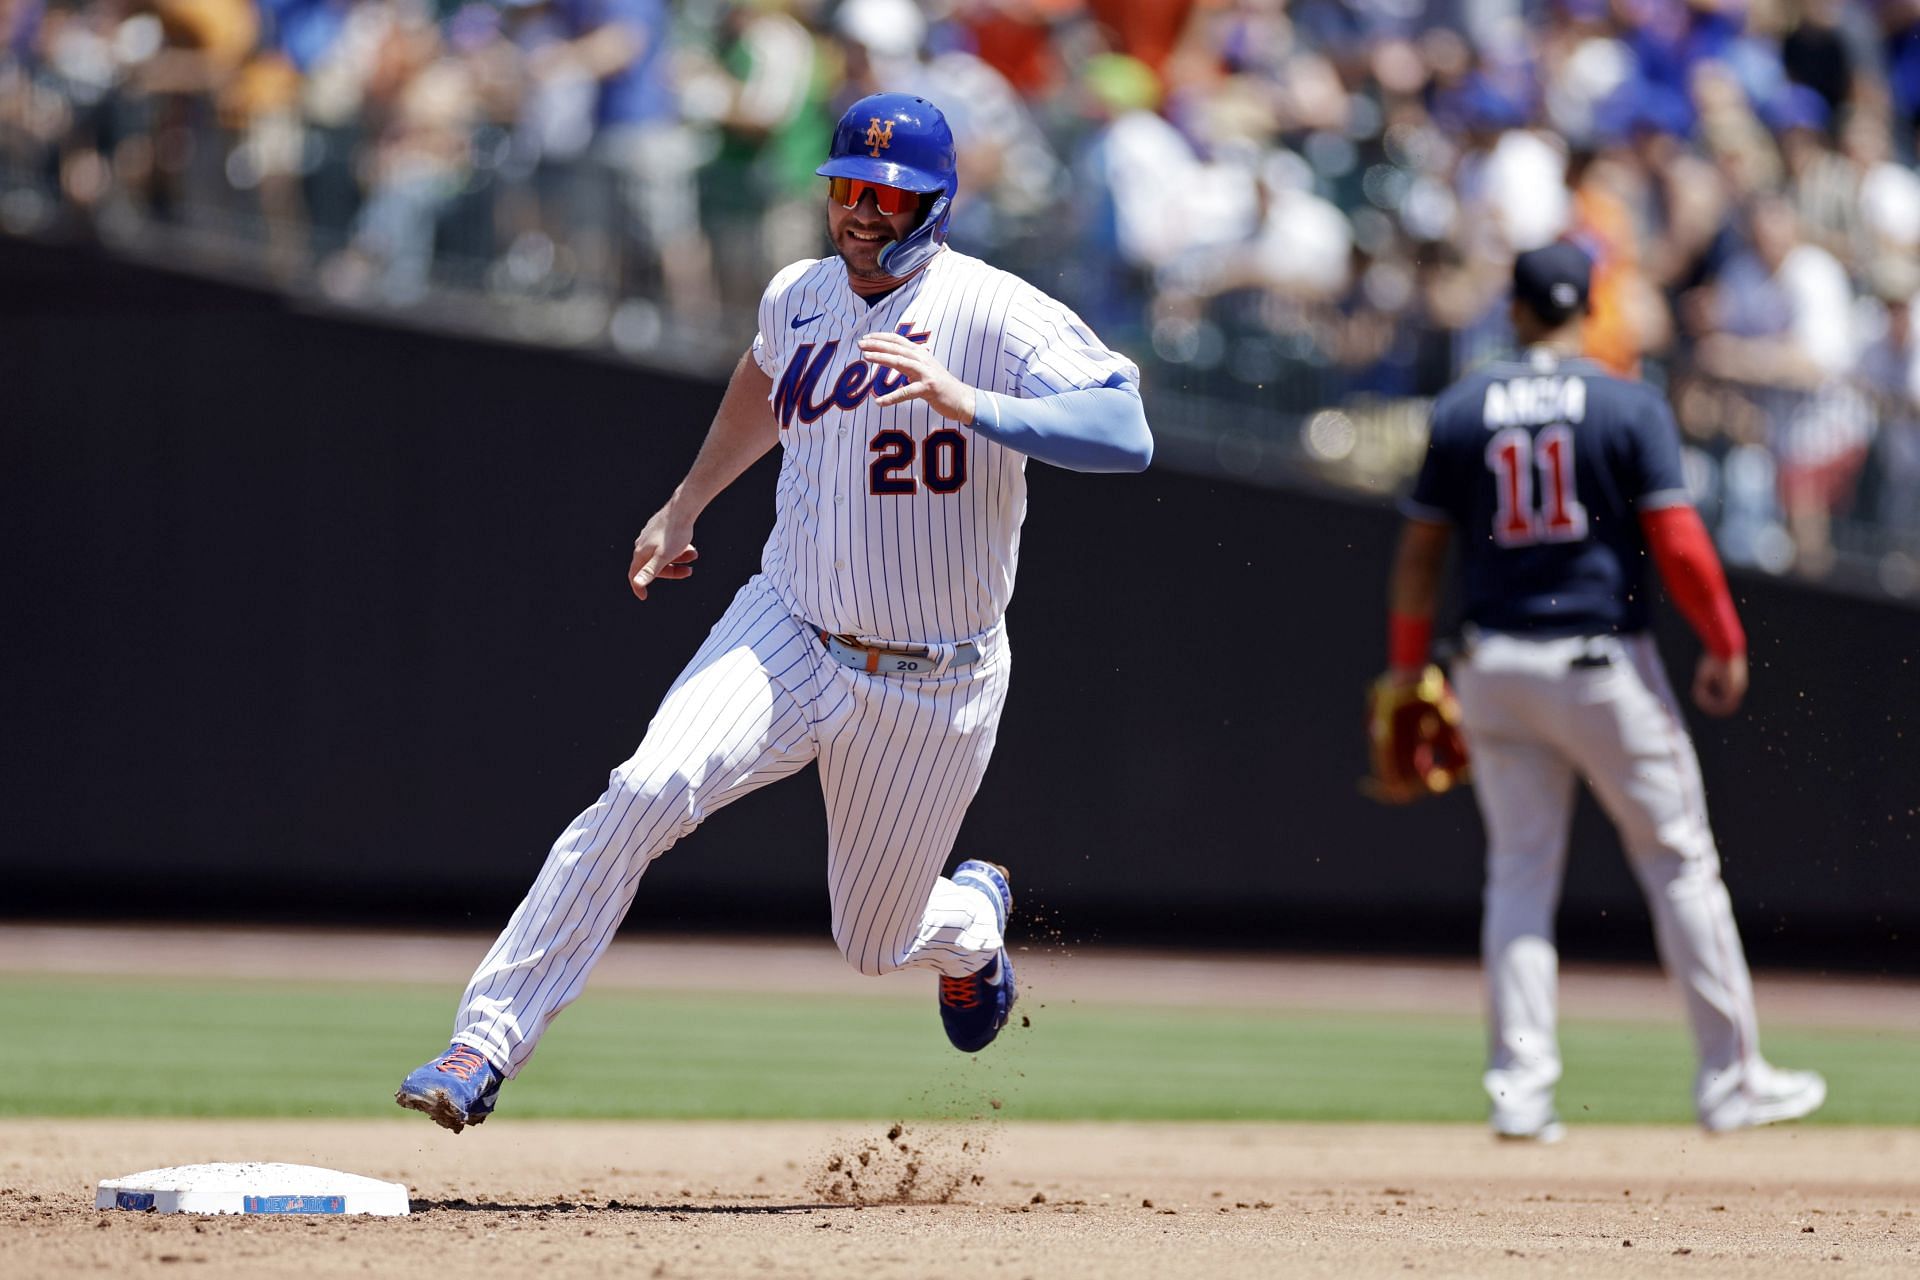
[395,93,1153,1132]
[1384,243,1825,1139]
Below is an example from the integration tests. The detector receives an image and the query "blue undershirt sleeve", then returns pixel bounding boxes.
[969,375,1154,474]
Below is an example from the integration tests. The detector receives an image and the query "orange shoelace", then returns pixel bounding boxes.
[437,1047,490,1081]
[939,974,981,1010]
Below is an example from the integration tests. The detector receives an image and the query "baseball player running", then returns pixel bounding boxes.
[397,93,1153,1131]
[1383,243,1825,1140]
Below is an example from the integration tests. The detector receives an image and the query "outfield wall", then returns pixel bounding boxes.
[5,240,1916,969]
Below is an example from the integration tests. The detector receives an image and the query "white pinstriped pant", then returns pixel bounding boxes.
[1450,631,1765,1128]
[452,574,1012,1077]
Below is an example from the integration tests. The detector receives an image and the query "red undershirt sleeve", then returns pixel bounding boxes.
[1639,506,1746,659]
[1388,612,1432,671]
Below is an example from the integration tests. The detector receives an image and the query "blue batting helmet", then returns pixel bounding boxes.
[816,92,957,277]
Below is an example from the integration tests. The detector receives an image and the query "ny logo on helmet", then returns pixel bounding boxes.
[864,118,894,157]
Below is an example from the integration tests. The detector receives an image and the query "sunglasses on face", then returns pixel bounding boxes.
[827,176,918,217]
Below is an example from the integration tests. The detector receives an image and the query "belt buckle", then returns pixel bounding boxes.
[825,631,926,675]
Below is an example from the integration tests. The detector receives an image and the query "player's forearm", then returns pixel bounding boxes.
[669,353,781,516]
[969,380,1154,473]
[1386,519,1450,670]
[1640,506,1747,658]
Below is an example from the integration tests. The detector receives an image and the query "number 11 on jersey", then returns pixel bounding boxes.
[1487,424,1589,547]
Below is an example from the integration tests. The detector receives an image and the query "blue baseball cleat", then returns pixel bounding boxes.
[395,1043,502,1134]
[941,860,1017,1053]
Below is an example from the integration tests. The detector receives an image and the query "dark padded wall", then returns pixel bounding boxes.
[5,240,1915,968]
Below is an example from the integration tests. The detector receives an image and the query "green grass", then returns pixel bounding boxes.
[2,976,1913,1124]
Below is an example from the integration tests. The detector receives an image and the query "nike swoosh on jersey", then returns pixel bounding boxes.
[790,313,826,329]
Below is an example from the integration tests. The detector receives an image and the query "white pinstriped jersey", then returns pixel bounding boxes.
[750,247,1139,645]
[439,253,1116,1085]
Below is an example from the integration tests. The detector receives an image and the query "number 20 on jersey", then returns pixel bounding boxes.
[870,428,968,495]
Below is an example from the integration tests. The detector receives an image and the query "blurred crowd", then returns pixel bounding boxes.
[5,0,1920,586]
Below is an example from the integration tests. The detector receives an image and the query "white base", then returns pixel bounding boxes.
[96,1162,410,1216]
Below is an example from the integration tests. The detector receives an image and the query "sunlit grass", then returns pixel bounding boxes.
[2,977,1910,1124]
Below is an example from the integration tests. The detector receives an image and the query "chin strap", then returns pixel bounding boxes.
[877,192,952,277]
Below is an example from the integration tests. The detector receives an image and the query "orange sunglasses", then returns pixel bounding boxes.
[827,176,918,217]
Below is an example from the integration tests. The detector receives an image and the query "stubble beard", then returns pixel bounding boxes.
[838,238,894,282]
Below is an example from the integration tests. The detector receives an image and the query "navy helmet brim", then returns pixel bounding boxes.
[816,155,949,193]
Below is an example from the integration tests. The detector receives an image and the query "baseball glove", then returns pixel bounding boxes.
[1363,664,1471,804]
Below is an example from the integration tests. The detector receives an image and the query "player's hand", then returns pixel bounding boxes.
[1692,652,1748,717]
[859,332,979,423]
[629,505,699,601]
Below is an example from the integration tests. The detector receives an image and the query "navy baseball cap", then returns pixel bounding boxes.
[1512,242,1593,324]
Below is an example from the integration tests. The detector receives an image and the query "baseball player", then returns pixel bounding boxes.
[396,93,1153,1132]
[1383,243,1826,1140]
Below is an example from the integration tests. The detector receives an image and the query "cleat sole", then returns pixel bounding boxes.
[395,1087,470,1135]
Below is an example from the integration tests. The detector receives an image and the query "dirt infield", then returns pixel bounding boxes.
[6,928,1917,1276]
[6,1118,1917,1278]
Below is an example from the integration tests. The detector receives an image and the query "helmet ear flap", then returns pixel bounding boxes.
[876,189,952,277]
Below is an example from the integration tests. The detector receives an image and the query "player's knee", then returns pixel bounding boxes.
[830,931,895,978]
[1634,840,1725,895]
[1482,873,1562,942]
[1485,845,1562,891]
[1622,819,1716,871]
[604,761,704,842]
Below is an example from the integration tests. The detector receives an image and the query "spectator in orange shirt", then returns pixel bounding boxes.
[1569,147,1670,377]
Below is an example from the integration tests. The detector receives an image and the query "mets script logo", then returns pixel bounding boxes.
[775,323,929,428]
[865,118,894,157]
